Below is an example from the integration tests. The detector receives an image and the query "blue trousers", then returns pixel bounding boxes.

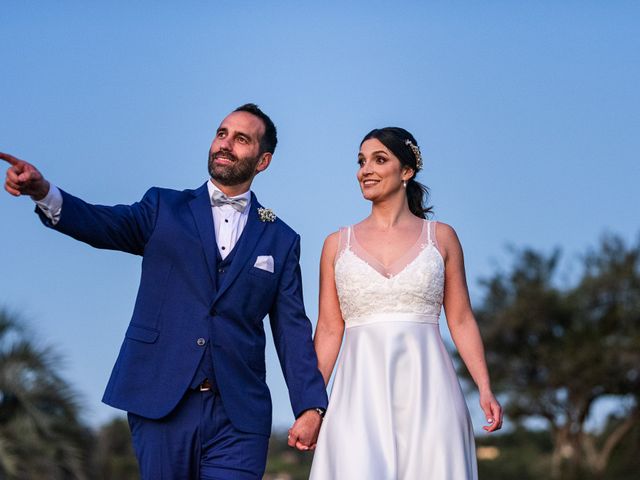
[128,388,269,479]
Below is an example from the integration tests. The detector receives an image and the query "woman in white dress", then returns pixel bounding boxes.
[307,127,502,479]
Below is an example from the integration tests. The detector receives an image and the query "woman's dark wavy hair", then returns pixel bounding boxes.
[360,127,433,219]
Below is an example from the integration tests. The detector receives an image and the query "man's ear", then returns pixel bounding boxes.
[255,152,272,174]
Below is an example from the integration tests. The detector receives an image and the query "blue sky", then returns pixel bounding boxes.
[1,1,638,432]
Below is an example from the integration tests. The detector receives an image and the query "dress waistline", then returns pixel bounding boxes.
[345,312,440,329]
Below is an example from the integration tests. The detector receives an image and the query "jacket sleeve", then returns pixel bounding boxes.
[269,234,328,417]
[35,187,160,256]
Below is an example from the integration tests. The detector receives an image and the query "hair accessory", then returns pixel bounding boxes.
[404,139,423,170]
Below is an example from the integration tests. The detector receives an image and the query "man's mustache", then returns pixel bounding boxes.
[211,151,237,163]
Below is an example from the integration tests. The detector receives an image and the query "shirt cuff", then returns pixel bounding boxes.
[34,184,63,225]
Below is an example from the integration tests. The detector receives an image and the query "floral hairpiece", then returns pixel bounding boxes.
[405,139,423,171]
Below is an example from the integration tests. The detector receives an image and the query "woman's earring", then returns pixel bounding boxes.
[402,180,407,188]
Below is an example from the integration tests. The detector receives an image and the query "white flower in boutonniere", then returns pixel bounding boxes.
[257,207,276,222]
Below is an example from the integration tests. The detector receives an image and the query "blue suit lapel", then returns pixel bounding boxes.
[188,183,218,291]
[214,192,267,301]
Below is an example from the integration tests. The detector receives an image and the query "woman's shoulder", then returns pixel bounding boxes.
[324,221,358,244]
[429,220,462,250]
[429,220,456,235]
[320,230,344,266]
[322,221,361,260]
[324,230,341,245]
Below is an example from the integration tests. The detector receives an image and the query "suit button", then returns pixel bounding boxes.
[196,338,206,347]
[218,268,225,273]
[210,308,216,316]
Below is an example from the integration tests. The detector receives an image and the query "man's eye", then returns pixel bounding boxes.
[237,137,248,144]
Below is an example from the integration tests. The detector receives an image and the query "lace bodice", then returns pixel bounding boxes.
[334,221,445,325]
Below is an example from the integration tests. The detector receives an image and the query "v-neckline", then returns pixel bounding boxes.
[348,221,429,279]
[346,245,435,281]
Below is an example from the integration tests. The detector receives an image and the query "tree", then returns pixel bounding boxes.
[92,417,139,480]
[458,234,640,479]
[0,309,91,479]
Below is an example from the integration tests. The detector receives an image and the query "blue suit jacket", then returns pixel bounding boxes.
[38,182,328,435]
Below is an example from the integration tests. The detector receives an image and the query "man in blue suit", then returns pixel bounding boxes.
[1,104,328,479]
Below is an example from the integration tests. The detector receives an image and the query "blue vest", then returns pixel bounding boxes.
[189,242,240,390]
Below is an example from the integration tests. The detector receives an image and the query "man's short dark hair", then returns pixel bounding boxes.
[234,103,278,155]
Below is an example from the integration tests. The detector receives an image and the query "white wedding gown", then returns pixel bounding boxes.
[309,221,477,479]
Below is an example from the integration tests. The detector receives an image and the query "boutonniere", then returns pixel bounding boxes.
[257,207,276,222]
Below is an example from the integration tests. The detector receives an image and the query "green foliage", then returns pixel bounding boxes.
[264,431,313,479]
[458,234,640,478]
[602,416,640,479]
[0,309,92,479]
[476,426,553,480]
[476,422,640,480]
[92,417,139,480]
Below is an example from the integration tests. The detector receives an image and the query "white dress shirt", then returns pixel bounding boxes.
[207,181,251,260]
[34,180,251,261]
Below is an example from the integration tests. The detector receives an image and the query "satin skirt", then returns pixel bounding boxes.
[310,313,477,480]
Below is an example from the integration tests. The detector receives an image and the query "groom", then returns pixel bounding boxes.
[1,103,327,479]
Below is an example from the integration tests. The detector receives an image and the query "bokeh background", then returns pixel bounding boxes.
[1,1,638,478]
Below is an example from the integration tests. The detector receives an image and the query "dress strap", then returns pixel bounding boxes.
[335,226,351,266]
[427,221,439,249]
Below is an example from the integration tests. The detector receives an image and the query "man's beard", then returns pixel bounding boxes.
[208,150,259,186]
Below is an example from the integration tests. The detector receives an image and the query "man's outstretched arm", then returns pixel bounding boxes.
[2,151,158,255]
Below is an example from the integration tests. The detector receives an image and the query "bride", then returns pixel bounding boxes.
[306,127,502,479]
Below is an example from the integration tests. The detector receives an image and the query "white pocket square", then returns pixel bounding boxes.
[254,255,274,273]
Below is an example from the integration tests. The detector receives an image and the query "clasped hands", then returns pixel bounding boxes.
[287,409,323,451]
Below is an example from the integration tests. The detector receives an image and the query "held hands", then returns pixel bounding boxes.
[287,409,322,451]
[480,389,503,433]
[1,152,49,200]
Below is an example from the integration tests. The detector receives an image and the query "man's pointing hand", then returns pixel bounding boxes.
[1,152,50,200]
